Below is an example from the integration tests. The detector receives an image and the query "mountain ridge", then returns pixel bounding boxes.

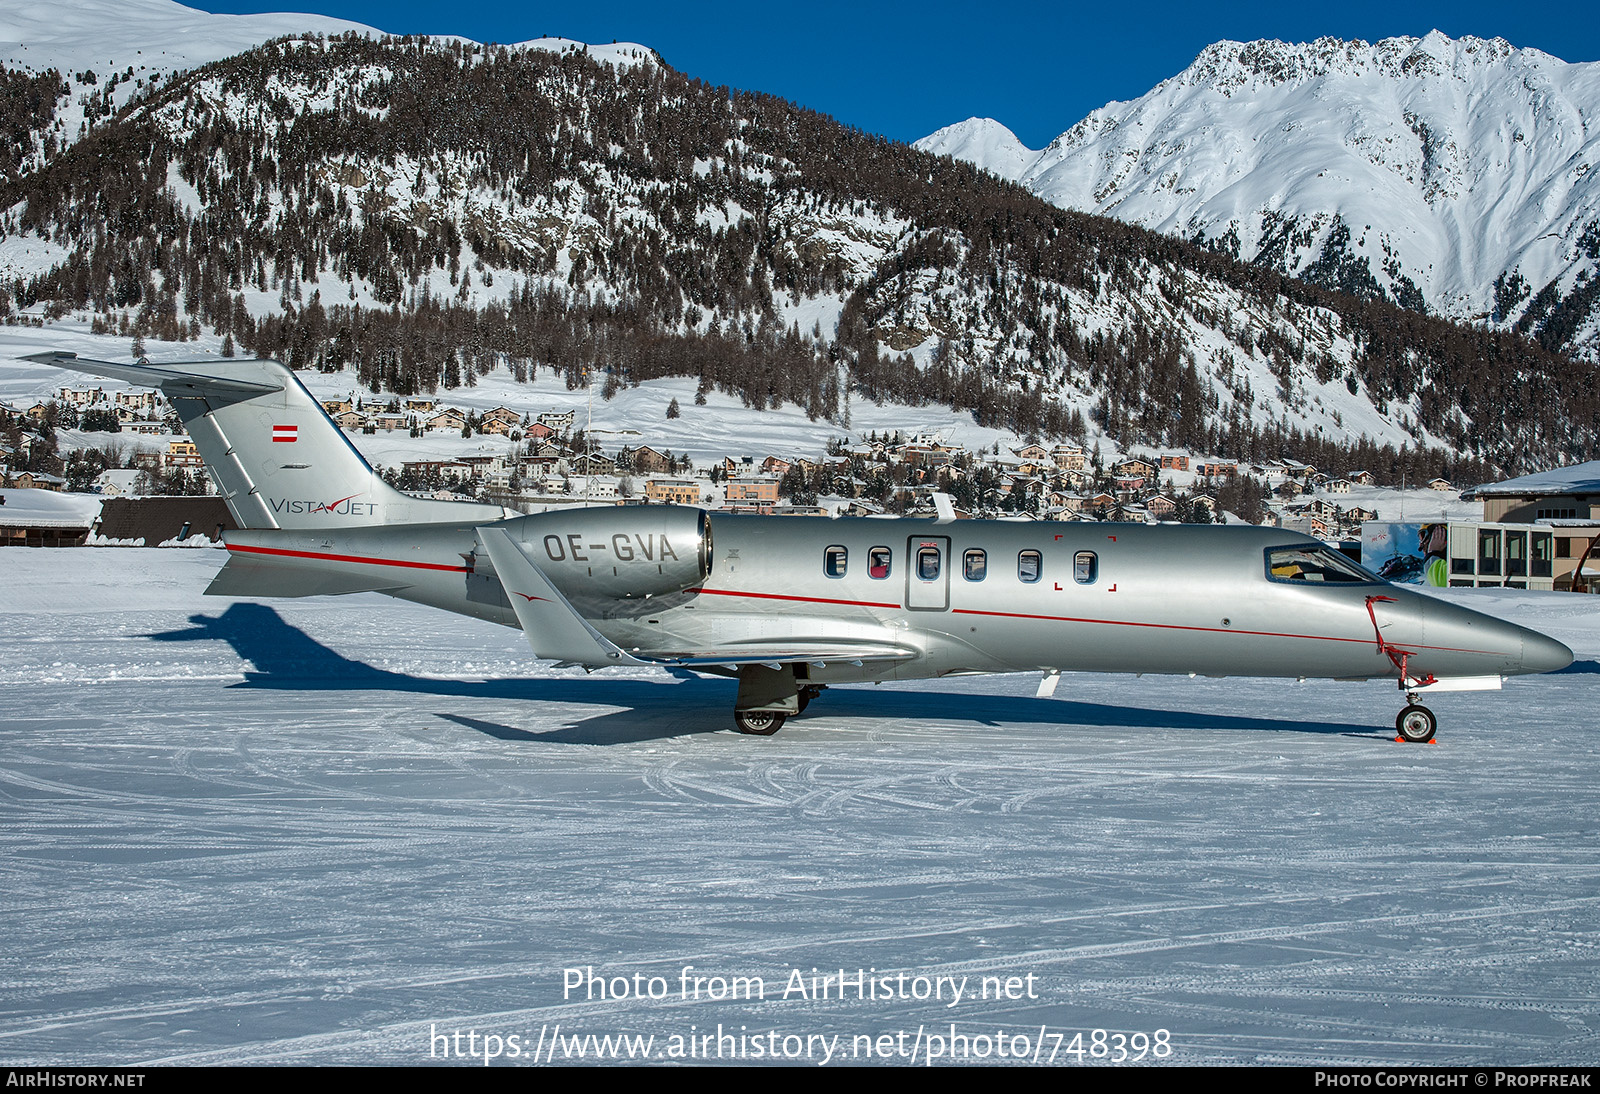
[917,31,1600,361]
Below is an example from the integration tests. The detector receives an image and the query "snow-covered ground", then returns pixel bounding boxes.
[2,547,1598,1065]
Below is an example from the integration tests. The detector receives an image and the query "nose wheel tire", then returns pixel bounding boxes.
[734,710,786,736]
[1395,703,1437,743]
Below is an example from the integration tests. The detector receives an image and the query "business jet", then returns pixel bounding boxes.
[28,352,1573,742]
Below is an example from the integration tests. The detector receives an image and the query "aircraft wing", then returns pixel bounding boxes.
[479,527,918,671]
[636,643,917,670]
[478,527,650,667]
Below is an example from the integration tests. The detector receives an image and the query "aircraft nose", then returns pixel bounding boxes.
[1520,630,1575,675]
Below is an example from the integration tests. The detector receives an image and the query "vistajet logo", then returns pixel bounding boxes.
[269,493,379,516]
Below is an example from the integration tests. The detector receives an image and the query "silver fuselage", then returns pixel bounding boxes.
[225,510,1572,687]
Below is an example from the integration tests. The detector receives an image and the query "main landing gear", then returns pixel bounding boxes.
[731,677,826,735]
[733,709,785,736]
[1394,694,1437,744]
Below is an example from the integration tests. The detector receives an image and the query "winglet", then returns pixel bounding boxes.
[477,526,647,668]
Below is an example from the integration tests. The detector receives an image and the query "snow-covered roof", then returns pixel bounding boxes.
[1467,461,1600,498]
[0,488,101,528]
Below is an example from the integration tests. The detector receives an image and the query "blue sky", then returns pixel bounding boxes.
[191,1,1599,148]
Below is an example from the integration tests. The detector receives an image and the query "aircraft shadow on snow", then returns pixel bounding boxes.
[145,603,1381,744]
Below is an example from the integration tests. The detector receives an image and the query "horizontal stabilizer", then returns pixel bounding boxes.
[205,555,409,598]
[478,527,647,667]
[22,352,283,398]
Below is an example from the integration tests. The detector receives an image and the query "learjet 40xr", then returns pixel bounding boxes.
[30,352,1573,740]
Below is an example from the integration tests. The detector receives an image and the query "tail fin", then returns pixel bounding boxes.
[25,352,503,529]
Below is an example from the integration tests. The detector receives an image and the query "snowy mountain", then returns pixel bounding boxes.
[0,18,1594,475]
[917,32,1600,361]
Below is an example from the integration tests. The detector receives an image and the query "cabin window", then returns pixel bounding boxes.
[917,547,942,581]
[824,545,848,579]
[1018,550,1042,583]
[1073,550,1098,584]
[963,549,987,581]
[1265,544,1379,584]
[868,547,891,580]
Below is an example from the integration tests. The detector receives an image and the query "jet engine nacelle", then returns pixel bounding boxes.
[499,506,711,600]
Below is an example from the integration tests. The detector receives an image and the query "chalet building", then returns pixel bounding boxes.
[1159,454,1189,471]
[1145,494,1178,519]
[4,471,66,491]
[1428,478,1453,492]
[428,410,467,432]
[1052,444,1087,471]
[483,407,522,426]
[725,476,779,504]
[403,398,436,413]
[1,489,95,546]
[1465,462,1600,524]
[761,455,792,476]
[167,439,203,469]
[58,387,104,407]
[632,446,673,474]
[537,410,576,430]
[480,418,514,436]
[646,479,702,505]
[321,398,354,415]
[524,421,556,441]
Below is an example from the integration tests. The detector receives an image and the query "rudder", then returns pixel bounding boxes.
[26,352,502,529]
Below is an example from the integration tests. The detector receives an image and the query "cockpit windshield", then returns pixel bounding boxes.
[1265,544,1380,585]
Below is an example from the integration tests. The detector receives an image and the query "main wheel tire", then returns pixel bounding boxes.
[734,710,785,736]
[1395,703,1437,743]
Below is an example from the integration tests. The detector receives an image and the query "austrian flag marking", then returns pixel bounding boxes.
[272,424,298,443]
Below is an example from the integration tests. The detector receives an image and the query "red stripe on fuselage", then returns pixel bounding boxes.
[227,543,471,573]
[689,587,1506,657]
[950,606,1505,657]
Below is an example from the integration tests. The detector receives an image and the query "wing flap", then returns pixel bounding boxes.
[639,642,917,668]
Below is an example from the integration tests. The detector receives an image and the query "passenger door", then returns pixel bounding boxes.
[905,536,951,611]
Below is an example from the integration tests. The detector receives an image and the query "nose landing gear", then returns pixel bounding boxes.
[1395,695,1437,744]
